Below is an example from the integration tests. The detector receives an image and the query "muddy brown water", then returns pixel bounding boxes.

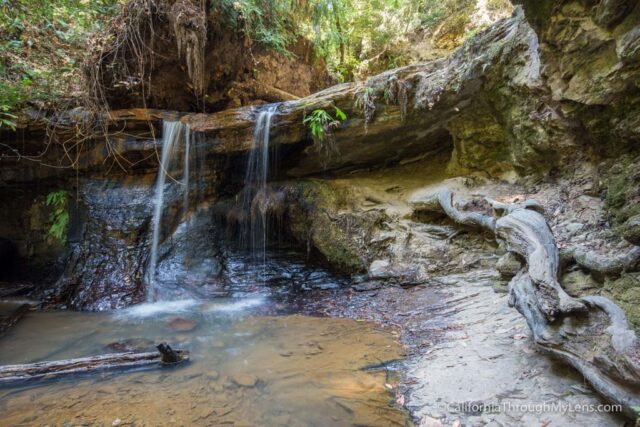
[0,300,411,426]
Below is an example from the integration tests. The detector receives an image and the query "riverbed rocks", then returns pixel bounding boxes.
[166,318,198,332]
[106,338,155,353]
[621,214,640,245]
[231,373,258,388]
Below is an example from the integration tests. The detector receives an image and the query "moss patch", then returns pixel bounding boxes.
[601,273,640,334]
[283,179,381,273]
[603,155,640,224]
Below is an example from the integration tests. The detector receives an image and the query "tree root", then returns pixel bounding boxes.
[415,188,640,418]
[412,189,495,233]
[563,246,640,277]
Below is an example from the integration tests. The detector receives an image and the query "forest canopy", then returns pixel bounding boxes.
[215,0,512,80]
[0,0,512,122]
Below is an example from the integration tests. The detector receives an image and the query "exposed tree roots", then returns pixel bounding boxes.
[415,188,640,418]
[563,246,640,277]
[169,0,207,96]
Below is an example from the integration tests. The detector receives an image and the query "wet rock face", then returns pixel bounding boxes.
[152,205,225,300]
[44,172,225,310]
[48,180,153,310]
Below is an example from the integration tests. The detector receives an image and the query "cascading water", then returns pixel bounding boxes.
[147,120,190,301]
[183,125,191,218]
[240,104,279,277]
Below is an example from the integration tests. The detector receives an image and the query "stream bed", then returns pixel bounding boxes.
[0,299,411,426]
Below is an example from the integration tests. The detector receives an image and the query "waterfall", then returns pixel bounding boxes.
[147,120,187,301]
[241,104,278,271]
[183,125,191,218]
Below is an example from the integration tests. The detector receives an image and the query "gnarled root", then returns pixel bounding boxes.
[563,246,640,277]
[415,188,640,417]
[493,207,586,320]
[508,271,640,418]
[412,188,495,233]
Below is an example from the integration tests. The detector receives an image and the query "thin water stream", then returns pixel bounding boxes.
[148,121,186,300]
[241,104,279,275]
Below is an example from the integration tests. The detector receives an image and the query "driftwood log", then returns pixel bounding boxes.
[0,342,188,383]
[0,304,30,337]
[415,189,640,418]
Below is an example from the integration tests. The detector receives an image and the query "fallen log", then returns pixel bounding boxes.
[0,343,188,383]
[0,304,30,337]
[414,188,640,418]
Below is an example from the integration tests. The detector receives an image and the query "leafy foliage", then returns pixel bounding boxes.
[303,107,346,142]
[213,0,510,81]
[212,0,298,58]
[0,0,121,117]
[0,0,512,118]
[0,104,17,130]
[45,190,70,244]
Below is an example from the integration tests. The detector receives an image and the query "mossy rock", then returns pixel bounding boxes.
[604,155,640,225]
[560,270,600,297]
[621,214,640,246]
[283,180,370,273]
[601,273,640,334]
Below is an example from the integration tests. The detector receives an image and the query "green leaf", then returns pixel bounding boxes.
[334,107,346,121]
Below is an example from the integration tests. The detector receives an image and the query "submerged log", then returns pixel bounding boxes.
[415,189,640,418]
[0,304,30,337]
[0,343,188,383]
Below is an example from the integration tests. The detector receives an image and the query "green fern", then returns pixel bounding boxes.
[46,190,69,244]
[302,107,347,142]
